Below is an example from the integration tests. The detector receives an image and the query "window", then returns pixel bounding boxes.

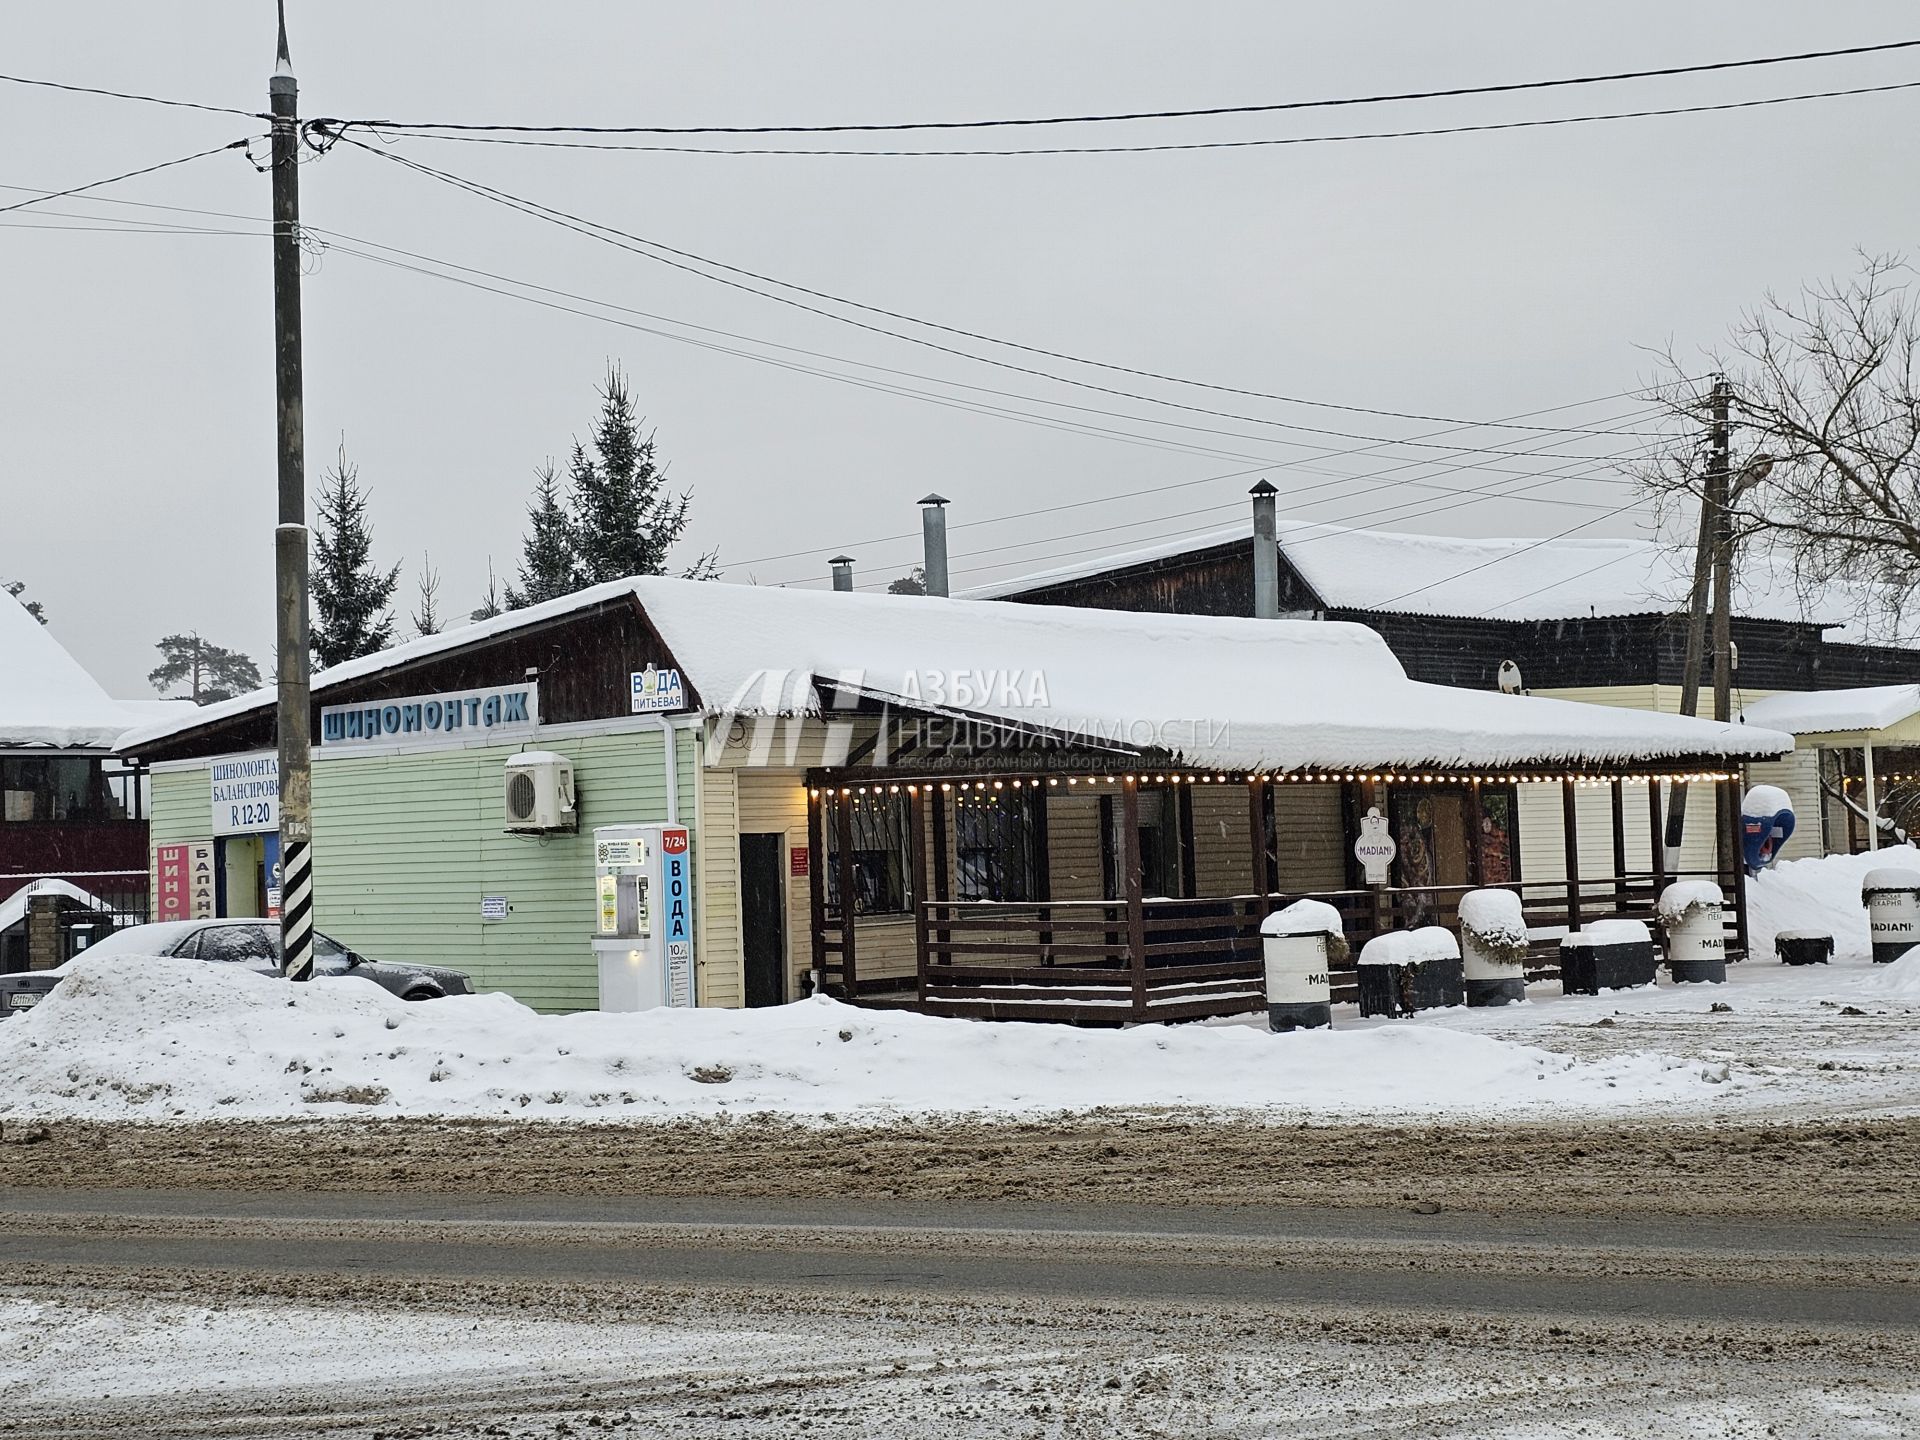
[1101,785,1186,899]
[824,791,913,916]
[956,789,1039,902]
[0,757,118,822]
[196,925,276,967]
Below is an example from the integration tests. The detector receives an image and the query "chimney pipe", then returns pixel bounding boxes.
[829,555,855,592]
[919,493,950,597]
[1250,480,1279,619]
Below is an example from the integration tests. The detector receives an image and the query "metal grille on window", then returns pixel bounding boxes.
[956,789,1038,902]
[824,791,913,917]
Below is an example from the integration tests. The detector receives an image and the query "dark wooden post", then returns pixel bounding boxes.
[1175,780,1197,899]
[909,784,930,1005]
[1246,777,1268,908]
[1610,778,1629,911]
[1466,778,1485,889]
[1647,777,1668,900]
[835,786,857,999]
[806,782,827,990]
[1726,776,1750,960]
[1561,777,1583,935]
[930,782,950,958]
[1122,776,1147,1021]
[1032,783,1054,962]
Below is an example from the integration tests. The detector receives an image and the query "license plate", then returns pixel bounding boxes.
[7,994,38,1009]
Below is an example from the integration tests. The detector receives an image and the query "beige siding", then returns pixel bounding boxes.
[1046,790,1105,900]
[1272,783,1347,893]
[695,766,743,1008]
[1190,785,1253,896]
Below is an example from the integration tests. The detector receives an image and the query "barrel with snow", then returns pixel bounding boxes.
[1774,930,1834,966]
[1259,899,1344,1032]
[1356,926,1464,1018]
[1657,881,1726,984]
[1863,869,1920,965]
[1560,918,1658,994]
[1458,888,1528,1007]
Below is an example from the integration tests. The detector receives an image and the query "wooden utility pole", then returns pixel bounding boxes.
[270,1,315,980]
[1662,375,1731,869]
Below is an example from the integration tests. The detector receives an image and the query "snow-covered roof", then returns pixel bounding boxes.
[0,879,115,935]
[120,577,1792,772]
[1739,685,1920,737]
[0,590,152,750]
[967,519,1919,645]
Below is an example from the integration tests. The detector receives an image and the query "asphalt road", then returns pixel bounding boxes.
[1,1186,1913,1329]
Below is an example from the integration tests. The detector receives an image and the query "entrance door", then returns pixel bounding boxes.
[739,833,786,1007]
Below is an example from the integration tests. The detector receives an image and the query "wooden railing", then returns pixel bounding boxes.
[912,870,1746,1025]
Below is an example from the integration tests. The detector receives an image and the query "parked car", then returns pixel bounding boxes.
[0,919,473,1016]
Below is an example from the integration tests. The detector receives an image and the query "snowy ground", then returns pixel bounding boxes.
[4,1275,1914,1440]
[1,848,1912,1127]
[1,943,1913,1126]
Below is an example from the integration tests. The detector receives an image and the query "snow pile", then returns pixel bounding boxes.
[1358,927,1460,967]
[1864,867,1920,897]
[1741,784,1793,819]
[1747,847,1920,962]
[1582,919,1652,947]
[1261,899,1345,939]
[0,953,1746,1122]
[1858,950,1920,1000]
[1657,881,1725,924]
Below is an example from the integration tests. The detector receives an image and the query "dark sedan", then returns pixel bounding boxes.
[0,919,473,1016]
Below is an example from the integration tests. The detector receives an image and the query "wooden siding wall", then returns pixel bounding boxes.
[1046,791,1105,900]
[309,728,686,1013]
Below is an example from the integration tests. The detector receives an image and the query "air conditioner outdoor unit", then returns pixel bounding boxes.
[504,751,576,833]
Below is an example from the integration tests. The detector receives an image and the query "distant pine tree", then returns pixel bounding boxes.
[3,579,46,624]
[470,557,504,622]
[506,461,577,609]
[149,632,261,705]
[311,444,401,667]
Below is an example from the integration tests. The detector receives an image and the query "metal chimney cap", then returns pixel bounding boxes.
[1248,479,1278,497]
[918,493,949,507]
[829,554,855,565]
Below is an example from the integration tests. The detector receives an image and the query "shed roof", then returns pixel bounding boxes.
[120,577,1792,773]
[1739,685,1920,739]
[968,519,1919,645]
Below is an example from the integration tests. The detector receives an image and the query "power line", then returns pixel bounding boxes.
[312,225,1665,568]
[385,77,1920,157]
[332,38,1920,136]
[335,137,1665,459]
[0,71,260,119]
[0,139,251,217]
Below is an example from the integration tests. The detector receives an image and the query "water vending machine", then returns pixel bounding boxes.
[592,823,696,1011]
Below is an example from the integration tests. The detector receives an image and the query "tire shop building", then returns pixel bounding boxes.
[117,577,1791,1019]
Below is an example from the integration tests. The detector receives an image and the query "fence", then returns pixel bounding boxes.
[915,871,1742,1025]
[0,871,151,973]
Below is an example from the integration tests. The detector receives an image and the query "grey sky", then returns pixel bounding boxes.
[3,2,1916,696]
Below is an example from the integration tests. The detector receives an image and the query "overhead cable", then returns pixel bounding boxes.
[328,38,1920,135]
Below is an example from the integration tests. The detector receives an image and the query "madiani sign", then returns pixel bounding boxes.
[319,683,540,752]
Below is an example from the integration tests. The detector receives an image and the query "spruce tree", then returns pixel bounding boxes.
[567,365,711,583]
[412,552,443,637]
[506,461,577,609]
[311,444,401,667]
[470,558,504,622]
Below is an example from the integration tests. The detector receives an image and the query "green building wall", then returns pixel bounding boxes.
[147,724,701,1013]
